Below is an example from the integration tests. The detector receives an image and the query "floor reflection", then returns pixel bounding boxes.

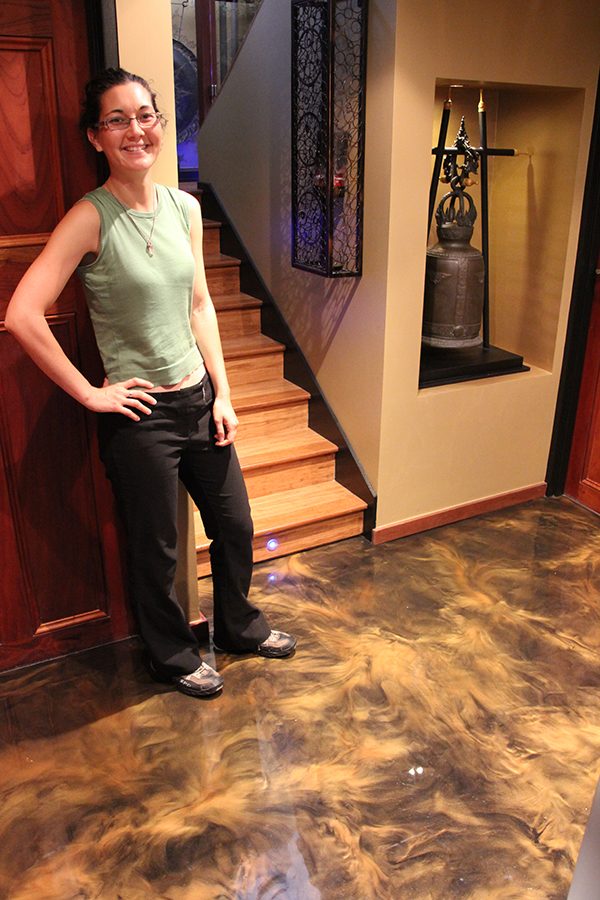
[0,498,598,899]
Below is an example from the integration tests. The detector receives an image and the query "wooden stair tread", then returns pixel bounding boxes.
[235,427,338,469]
[213,292,262,312]
[203,252,241,269]
[232,378,309,411]
[195,482,366,549]
[250,482,367,529]
[222,333,284,358]
[187,189,369,574]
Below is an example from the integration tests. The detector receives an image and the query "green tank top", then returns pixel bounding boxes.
[77,185,203,384]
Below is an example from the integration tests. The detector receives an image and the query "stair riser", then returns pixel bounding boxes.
[206,266,240,295]
[242,455,336,499]
[216,308,261,339]
[237,402,307,439]
[203,228,221,256]
[196,511,364,578]
[192,208,369,585]
[226,352,284,386]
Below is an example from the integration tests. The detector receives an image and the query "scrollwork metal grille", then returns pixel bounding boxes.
[291,0,368,277]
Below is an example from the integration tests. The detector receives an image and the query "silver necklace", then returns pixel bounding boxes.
[108,186,158,257]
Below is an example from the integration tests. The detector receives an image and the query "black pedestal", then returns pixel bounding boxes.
[419,343,529,388]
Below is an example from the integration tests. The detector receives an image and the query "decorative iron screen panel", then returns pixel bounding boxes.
[291,0,368,277]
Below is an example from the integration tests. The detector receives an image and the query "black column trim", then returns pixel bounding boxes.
[84,0,119,74]
[83,0,119,185]
[546,68,600,495]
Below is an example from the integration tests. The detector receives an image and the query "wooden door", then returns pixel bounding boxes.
[195,0,217,125]
[0,0,132,671]
[566,256,600,514]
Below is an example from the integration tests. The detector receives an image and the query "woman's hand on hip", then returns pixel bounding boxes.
[85,377,157,421]
[212,396,238,446]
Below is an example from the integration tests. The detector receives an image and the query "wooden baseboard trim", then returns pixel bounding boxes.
[372,483,547,545]
[190,616,209,645]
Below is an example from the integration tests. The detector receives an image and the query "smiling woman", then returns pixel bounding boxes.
[5,66,296,697]
[80,72,165,185]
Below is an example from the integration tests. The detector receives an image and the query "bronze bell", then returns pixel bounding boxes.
[423,206,484,349]
[423,118,484,349]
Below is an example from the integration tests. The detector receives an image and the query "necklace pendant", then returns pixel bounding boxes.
[146,241,154,257]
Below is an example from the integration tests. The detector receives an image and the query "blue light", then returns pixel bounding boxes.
[267,573,278,584]
[266,538,279,552]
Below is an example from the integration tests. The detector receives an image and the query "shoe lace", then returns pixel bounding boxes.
[263,631,281,644]
[186,662,214,679]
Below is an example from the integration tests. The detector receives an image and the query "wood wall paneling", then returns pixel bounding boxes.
[0,2,53,38]
[0,37,64,240]
[0,318,109,631]
[0,0,133,671]
[0,429,34,642]
[566,262,600,513]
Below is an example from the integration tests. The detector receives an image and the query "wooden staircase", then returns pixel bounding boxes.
[195,217,368,578]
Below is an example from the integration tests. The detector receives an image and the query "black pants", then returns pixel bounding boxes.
[98,374,270,676]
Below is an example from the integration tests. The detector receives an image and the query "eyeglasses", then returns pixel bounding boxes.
[95,112,166,132]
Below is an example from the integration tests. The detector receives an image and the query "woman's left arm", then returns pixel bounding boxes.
[186,192,237,447]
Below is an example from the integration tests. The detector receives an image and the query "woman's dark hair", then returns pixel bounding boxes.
[79,67,159,132]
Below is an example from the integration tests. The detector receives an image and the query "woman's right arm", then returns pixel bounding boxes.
[5,201,155,421]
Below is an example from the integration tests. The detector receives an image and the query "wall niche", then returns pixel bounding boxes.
[420,79,585,389]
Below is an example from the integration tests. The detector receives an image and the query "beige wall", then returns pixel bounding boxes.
[198,0,397,489]
[115,0,179,187]
[115,0,197,613]
[491,88,585,370]
[378,0,599,528]
[197,0,600,531]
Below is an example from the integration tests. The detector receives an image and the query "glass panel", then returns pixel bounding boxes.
[171,1,263,180]
[172,0,200,177]
[214,1,261,92]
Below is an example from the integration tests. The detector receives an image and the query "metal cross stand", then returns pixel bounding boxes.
[429,87,518,348]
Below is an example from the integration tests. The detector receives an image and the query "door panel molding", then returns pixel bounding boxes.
[0,36,65,237]
[0,316,110,635]
[0,0,133,671]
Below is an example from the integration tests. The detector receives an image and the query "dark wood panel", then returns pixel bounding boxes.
[0,38,64,237]
[585,395,600,485]
[0,271,81,336]
[0,0,133,672]
[50,0,99,210]
[0,1,52,38]
[566,261,600,514]
[0,247,46,319]
[0,317,109,631]
[195,0,217,125]
[0,435,35,641]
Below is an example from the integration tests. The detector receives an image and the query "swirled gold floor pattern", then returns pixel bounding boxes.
[1,498,599,899]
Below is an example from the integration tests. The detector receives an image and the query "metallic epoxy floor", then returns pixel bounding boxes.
[0,498,599,899]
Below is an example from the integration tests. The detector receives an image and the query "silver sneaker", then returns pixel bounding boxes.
[213,630,297,658]
[256,631,297,658]
[174,662,224,697]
